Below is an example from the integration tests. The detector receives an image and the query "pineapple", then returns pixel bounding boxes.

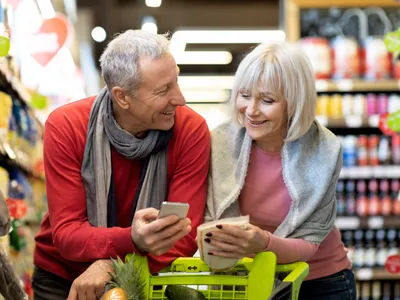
[106,255,146,300]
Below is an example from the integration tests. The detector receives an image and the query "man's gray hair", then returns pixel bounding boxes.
[99,30,170,96]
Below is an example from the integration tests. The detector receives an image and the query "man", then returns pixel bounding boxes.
[32,30,210,300]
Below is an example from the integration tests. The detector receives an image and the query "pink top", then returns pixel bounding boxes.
[239,144,351,280]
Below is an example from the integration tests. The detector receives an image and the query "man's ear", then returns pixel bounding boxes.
[111,86,130,110]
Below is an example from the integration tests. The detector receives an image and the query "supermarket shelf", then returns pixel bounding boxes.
[316,115,380,128]
[339,166,400,179]
[0,63,43,129]
[316,79,400,92]
[0,144,44,181]
[335,216,400,230]
[355,268,400,281]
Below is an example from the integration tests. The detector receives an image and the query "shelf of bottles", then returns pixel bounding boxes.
[357,280,400,299]
[327,107,400,287]
[341,228,400,281]
[316,92,400,128]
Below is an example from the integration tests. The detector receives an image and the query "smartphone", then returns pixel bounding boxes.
[157,201,189,219]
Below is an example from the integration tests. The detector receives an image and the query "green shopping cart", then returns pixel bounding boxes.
[134,251,309,300]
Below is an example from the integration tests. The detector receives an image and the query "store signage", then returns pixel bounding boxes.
[379,113,397,136]
[28,14,70,67]
[385,254,400,274]
[387,110,400,132]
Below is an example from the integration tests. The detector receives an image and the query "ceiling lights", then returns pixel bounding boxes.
[170,29,286,65]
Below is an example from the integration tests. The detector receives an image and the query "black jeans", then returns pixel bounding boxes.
[298,269,356,300]
[32,266,72,300]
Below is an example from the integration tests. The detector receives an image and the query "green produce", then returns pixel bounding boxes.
[165,285,207,300]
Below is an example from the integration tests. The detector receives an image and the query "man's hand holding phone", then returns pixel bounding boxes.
[130,202,191,256]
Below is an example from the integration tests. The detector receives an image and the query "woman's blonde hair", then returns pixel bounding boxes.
[231,42,316,142]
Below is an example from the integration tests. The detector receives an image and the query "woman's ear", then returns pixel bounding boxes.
[111,86,130,110]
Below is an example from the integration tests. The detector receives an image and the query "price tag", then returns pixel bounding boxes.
[374,166,384,178]
[356,268,373,280]
[339,168,347,179]
[335,217,360,229]
[345,116,363,128]
[337,80,353,91]
[368,216,384,229]
[315,80,329,92]
[368,115,380,127]
[316,115,328,127]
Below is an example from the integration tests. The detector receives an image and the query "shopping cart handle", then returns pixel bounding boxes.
[275,262,309,300]
[276,262,309,284]
[169,255,259,273]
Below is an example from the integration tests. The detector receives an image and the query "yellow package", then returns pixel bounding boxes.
[0,92,12,142]
[0,167,9,197]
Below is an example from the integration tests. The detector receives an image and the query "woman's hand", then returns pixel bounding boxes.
[204,224,270,258]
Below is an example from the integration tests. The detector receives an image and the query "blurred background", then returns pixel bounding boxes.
[1,0,400,299]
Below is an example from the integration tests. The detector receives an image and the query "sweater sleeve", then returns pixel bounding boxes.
[265,232,319,263]
[146,120,211,273]
[44,119,138,262]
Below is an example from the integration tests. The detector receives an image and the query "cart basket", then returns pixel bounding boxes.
[133,251,309,300]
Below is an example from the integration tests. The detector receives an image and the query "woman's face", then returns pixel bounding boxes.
[236,86,288,145]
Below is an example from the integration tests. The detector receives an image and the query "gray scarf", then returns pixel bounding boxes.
[81,87,172,227]
[206,121,342,244]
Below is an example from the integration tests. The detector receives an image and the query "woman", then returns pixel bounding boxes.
[204,42,356,300]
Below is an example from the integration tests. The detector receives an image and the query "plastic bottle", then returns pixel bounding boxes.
[388,94,400,114]
[371,281,381,300]
[377,93,389,114]
[380,179,392,216]
[368,135,380,166]
[357,136,368,166]
[382,281,392,300]
[387,229,398,258]
[366,93,377,116]
[353,230,365,268]
[356,180,368,217]
[336,180,345,216]
[394,281,400,300]
[392,135,400,165]
[329,94,342,119]
[353,94,366,116]
[341,94,353,116]
[346,180,357,216]
[343,136,358,167]
[361,281,371,300]
[368,179,380,216]
[378,136,391,165]
[391,180,400,216]
[342,230,354,263]
[375,229,388,267]
[364,230,376,268]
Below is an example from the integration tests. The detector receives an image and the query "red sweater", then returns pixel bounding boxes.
[34,96,210,281]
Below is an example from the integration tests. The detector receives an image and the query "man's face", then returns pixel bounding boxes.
[120,53,185,134]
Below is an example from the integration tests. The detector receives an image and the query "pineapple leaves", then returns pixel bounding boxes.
[107,255,146,300]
